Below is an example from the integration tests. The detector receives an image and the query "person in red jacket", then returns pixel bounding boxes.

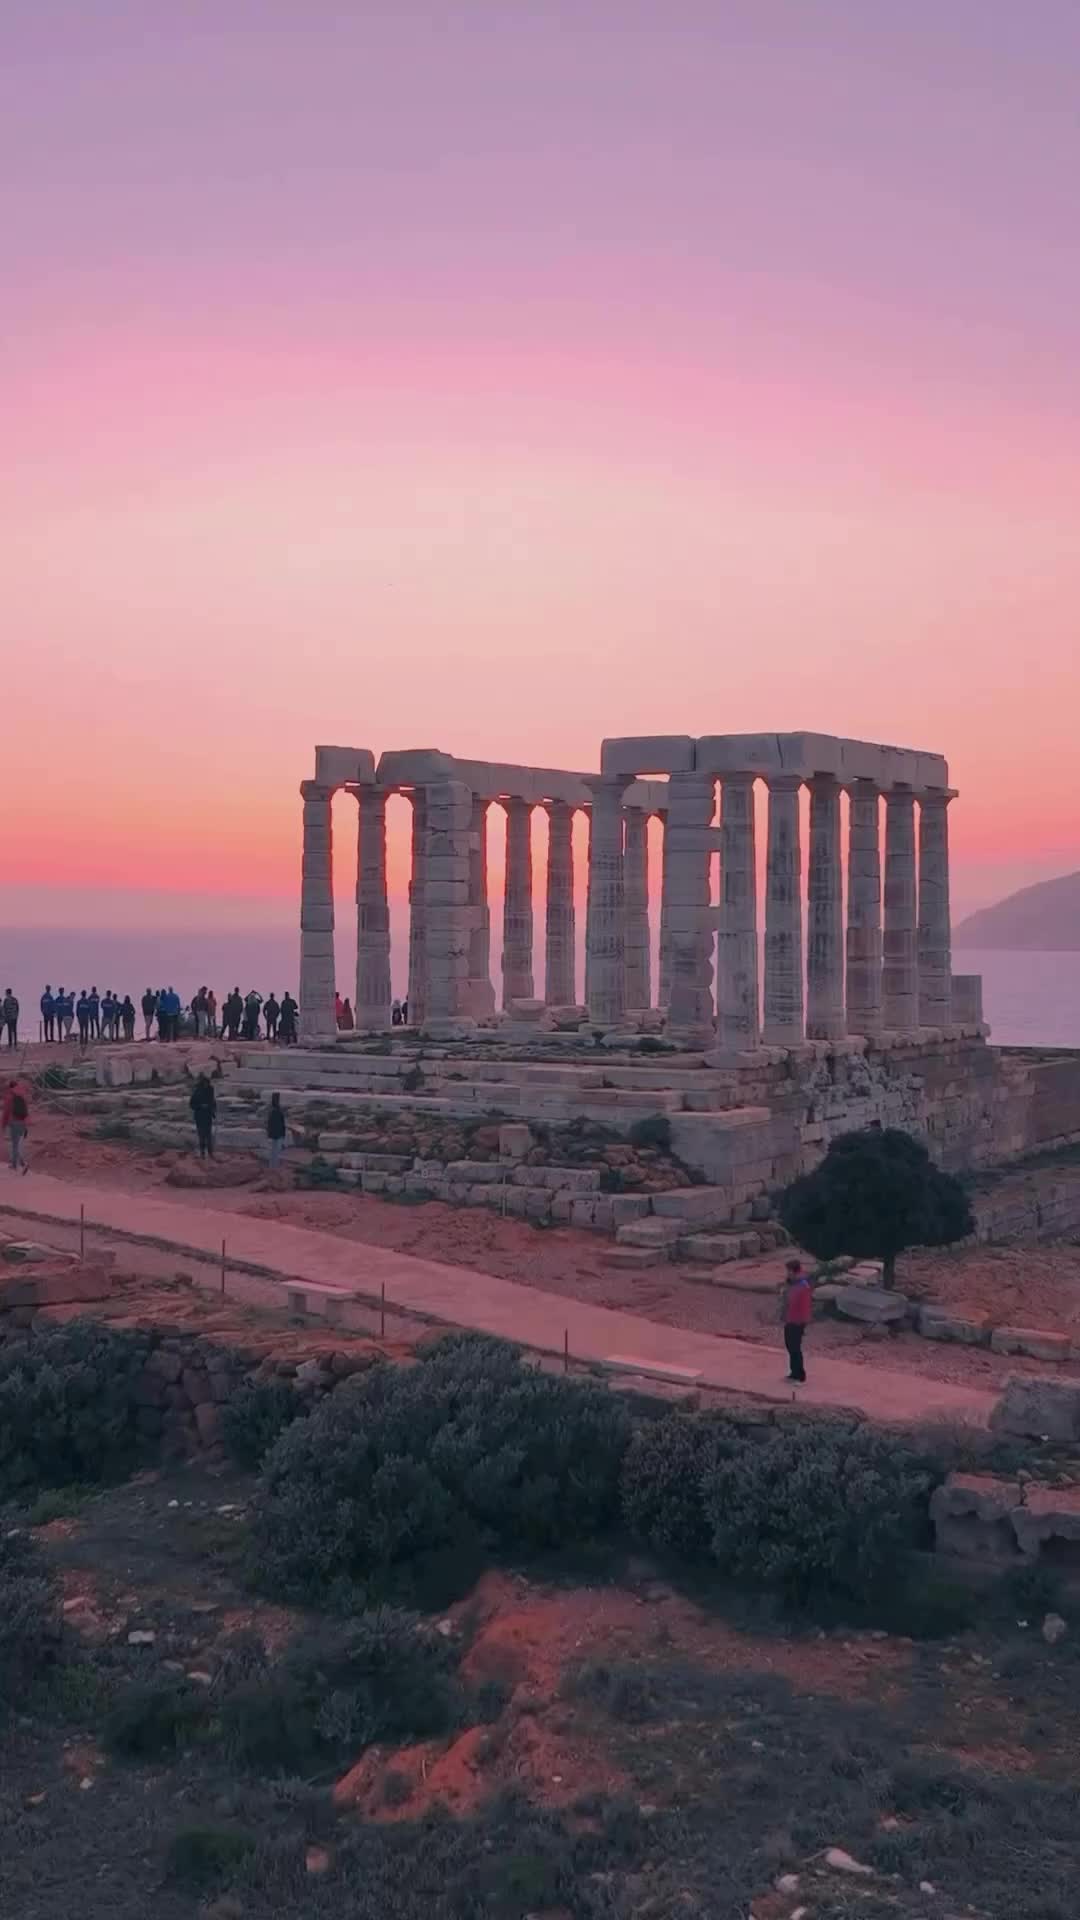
[2,1079,30,1173]
[782,1257,812,1384]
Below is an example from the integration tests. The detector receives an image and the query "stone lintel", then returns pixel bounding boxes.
[313,745,376,789]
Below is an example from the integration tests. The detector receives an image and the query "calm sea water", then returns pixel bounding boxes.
[1,930,1077,1050]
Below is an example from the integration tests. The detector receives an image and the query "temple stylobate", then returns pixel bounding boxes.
[298,734,978,1048]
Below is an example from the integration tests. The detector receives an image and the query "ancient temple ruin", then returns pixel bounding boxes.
[298,733,982,1049]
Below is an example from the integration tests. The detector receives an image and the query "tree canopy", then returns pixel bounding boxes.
[777,1127,974,1286]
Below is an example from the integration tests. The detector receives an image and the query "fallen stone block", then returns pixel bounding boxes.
[0,1264,112,1310]
[917,1304,992,1346]
[991,1374,1080,1443]
[930,1471,1022,1560]
[615,1218,682,1249]
[680,1232,742,1264]
[605,1246,664,1270]
[833,1285,912,1326]
[990,1326,1073,1363]
[1013,1485,1080,1561]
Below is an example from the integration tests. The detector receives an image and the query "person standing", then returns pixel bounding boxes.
[56,987,73,1041]
[121,994,136,1041]
[206,988,218,1038]
[40,986,55,1043]
[87,986,100,1040]
[76,990,90,1045]
[264,993,280,1042]
[3,1079,29,1172]
[189,1073,216,1159]
[141,988,158,1040]
[100,990,116,1041]
[2,990,19,1048]
[266,1090,287,1169]
[782,1258,812,1385]
[243,989,262,1041]
[278,992,298,1045]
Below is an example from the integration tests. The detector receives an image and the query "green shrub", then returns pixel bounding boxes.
[0,1322,145,1494]
[779,1127,974,1286]
[165,1824,256,1891]
[222,1379,307,1469]
[104,1677,209,1758]
[220,1607,461,1771]
[620,1412,731,1560]
[627,1113,672,1152]
[702,1423,928,1607]
[0,1531,62,1710]
[250,1333,630,1602]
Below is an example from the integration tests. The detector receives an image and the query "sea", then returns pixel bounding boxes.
[1,930,1077,1050]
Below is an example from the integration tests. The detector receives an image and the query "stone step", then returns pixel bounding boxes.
[604,1246,665,1271]
[615,1218,682,1249]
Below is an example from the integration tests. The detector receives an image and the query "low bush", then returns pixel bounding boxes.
[0,1322,145,1494]
[627,1112,672,1152]
[620,1411,732,1560]
[220,1607,461,1771]
[0,1531,62,1710]
[104,1676,209,1758]
[222,1378,308,1469]
[702,1422,928,1607]
[165,1824,257,1892]
[250,1333,630,1602]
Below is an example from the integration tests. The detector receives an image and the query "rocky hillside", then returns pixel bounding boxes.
[954,869,1080,949]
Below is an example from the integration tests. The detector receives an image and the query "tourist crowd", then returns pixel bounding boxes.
[28,985,302,1046]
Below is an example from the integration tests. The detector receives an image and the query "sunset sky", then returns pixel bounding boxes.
[5,0,1080,933]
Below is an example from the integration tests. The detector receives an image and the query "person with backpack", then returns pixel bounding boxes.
[266,1091,287,1169]
[781,1257,812,1385]
[2,1080,29,1171]
[2,990,19,1048]
[189,1073,216,1159]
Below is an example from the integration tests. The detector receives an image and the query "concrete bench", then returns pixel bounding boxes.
[285,1281,359,1327]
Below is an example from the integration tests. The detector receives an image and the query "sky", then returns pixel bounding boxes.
[4,0,1080,936]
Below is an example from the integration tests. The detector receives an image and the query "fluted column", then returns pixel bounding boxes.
[662,771,715,1044]
[918,789,954,1027]
[622,806,651,1010]
[501,798,534,1005]
[465,795,496,1018]
[424,778,473,1026]
[544,801,576,1005]
[406,787,428,1026]
[355,786,392,1031]
[883,786,918,1031]
[657,806,672,1009]
[806,774,844,1041]
[298,781,338,1044]
[717,774,759,1047]
[584,776,626,1025]
[762,776,803,1044]
[846,781,882,1038]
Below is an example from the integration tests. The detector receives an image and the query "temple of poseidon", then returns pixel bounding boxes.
[298,732,981,1049]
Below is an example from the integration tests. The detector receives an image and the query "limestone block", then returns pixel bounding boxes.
[681,1232,741,1262]
[499,1124,533,1159]
[524,1191,551,1220]
[510,998,546,1020]
[1012,1485,1080,1560]
[446,1161,504,1182]
[551,1194,573,1223]
[615,1218,682,1248]
[317,1132,350,1152]
[610,1195,653,1227]
[990,1326,1073,1362]
[917,1304,991,1345]
[601,735,695,776]
[314,745,375,787]
[833,1285,912,1325]
[546,1005,589,1029]
[605,1245,665,1269]
[990,1374,1080,1443]
[929,1472,1023,1559]
[651,1188,736,1225]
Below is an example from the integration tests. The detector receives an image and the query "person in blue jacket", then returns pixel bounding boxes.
[40,986,55,1043]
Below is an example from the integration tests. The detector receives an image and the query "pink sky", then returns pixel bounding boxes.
[4,1,1080,927]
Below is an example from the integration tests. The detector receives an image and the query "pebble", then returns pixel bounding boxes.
[435,1619,453,1638]
[825,1847,873,1876]
[79,1777,94,1792]
[1042,1612,1067,1646]
[919,1881,936,1895]
[127,1630,155,1647]
[167,1499,179,1509]
[187,1670,214,1687]
[776,1873,800,1893]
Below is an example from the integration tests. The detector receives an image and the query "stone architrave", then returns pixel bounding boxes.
[354,786,392,1031]
[501,798,535,1006]
[544,800,576,1006]
[407,787,428,1027]
[845,781,882,1038]
[584,776,626,1025]
[298,781,338,1044]
[762,776,803,1044]
[465,795,496,1018]
[423,778,473,1023]
[622,806,651,1010]
[717,774,759,1047]
[662,771,715,1044]
[806,774,845,1041]
[918,789,954,1027]
[883,786,918,1031]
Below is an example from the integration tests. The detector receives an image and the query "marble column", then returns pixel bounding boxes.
[544,800,576,1005]
[918,789,953,1028]
[424,778,473,1026]
[584,776,626,1025]
[501,798,535,1006]
[465,795,496,1018]
[883,786,918,1031]
[717,774,759,1047]
[662,771,715,1044]
[354,786,392,1031]
[845,781,882,1038]
[406,787,427,1027]
[622,806,651,1010]
[657,806,672,1010]
[762,776,803,1044]
[298,781,338,1044]
[806,774,845,1041]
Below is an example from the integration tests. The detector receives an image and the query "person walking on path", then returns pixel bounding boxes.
[189,1073,216,1159]
[782,1257,812,1385]
[2,1079,30,1172]
[40,986,55,1043]
[278,992,298,1045]
[266,1091,287,1170]
[2,990,19,1048]
[141,989,158,1040]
